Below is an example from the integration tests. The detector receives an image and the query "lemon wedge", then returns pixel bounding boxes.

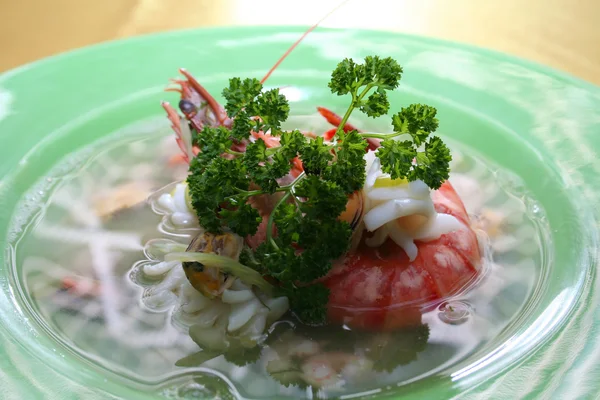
[373,176,408,188]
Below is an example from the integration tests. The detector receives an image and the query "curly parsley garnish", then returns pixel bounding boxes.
[184,56,451,325]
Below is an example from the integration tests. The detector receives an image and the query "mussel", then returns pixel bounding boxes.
[183,231,243,299]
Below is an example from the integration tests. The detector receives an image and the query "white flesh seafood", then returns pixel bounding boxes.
[360,150,464,261]
[141,258,289,349]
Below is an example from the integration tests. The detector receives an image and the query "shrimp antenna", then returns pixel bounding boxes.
[260,0,352,84]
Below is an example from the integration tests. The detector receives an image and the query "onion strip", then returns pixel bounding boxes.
[165,252,273,295]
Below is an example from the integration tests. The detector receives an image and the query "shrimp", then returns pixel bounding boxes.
[162,72,235,165]
[162,71,306,181]
[161,0,360,166]
[303,114,483,330]
[61,276,101,297]
[316,106,380,150]
[162,0,350,166]
[301,352,373,389]
[324,180,482,331]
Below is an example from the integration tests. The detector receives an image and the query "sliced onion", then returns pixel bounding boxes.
[189,318,230,351]
[152,265,186,293]
[181,279,199,297]
[173,184,189,213]
[143,260,178,276]
[265,296,290,324]
[144,239,187,261]
[182,294,212,314]
[231,279,250,291]
[367,186,412,201]
[365,224,389,248]
[365,154,382,190]
[363,198,435,232]
[236,312,268,346]
[171,211,195,227]
[387,222,418,262]
[222,289,255,304]
[157,193,176,213]
[228,298,263,332]
[193,302,228,328]
[144,290,177,309]
[413,213,463,241]
[364,150,378,177]
[166,252,273,295]
[407,180,431,199]
[368,180,431,201]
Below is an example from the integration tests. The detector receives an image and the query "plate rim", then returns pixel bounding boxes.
[0,24,598,400]
[1,25,599,93]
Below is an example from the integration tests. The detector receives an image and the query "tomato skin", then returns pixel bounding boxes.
[324,181,482,331]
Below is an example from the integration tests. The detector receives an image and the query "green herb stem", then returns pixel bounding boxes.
[335,83,375,138]
[165,252,273,295]
[234,186,288,198]
[226,149,245,156]
[359,131,405,140]
[265,147,280,156]
[264,171,305,249]
[265,191,291,250]
[335,93,358,137]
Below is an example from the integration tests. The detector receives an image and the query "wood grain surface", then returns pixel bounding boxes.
[0,0,598,84]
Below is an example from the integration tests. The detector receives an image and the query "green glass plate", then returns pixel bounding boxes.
[0,26,599,400]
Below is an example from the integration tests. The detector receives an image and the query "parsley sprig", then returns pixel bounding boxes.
[328,56,451,187]
[183,55,451,325]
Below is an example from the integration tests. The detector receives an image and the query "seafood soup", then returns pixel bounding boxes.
[5,34,552,400]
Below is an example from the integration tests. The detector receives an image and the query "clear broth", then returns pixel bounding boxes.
[8,118,551,399]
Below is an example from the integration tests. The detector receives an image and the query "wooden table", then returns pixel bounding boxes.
[1,0,598,84]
